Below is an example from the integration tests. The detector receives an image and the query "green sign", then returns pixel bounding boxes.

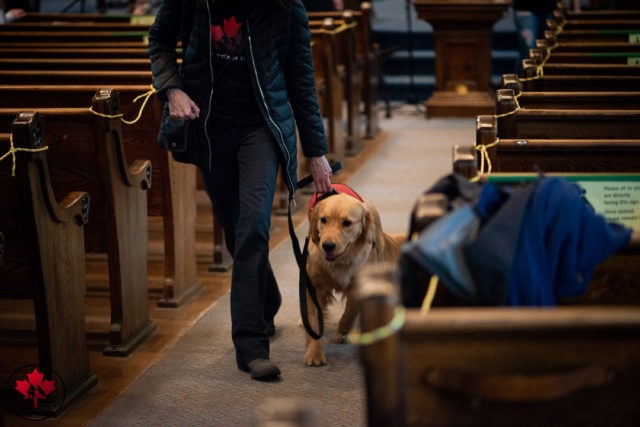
[577,181,640,232]
[487,174,640,232]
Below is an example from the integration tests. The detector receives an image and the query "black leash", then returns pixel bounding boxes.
[289,162,341,340]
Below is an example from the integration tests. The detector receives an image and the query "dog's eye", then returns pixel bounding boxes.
[320,217,327,224]
[342,219,352,227]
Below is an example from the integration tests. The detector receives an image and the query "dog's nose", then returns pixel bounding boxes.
[322,242,336,254]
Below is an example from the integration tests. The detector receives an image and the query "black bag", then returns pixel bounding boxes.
[157,106,189,153]
[157,102,208,169]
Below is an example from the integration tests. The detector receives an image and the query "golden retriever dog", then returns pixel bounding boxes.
[303,188,404,366]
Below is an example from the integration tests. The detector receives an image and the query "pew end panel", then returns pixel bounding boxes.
[475,115,499,171]
[91,88,157,356]
[0,112,97,413]
[501,74,522,96]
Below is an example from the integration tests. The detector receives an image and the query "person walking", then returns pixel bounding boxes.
[148,0,333,380]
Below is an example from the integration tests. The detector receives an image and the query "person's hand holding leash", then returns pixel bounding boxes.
[309,156,332,193]
[167,88,200,120]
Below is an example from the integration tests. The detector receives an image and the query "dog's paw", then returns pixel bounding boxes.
[334,332,349,344]
[303,351,327,367]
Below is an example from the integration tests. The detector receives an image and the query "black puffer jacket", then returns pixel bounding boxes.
[148,0,328,194]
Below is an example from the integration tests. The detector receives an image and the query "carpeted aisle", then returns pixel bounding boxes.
[90,110,475,426]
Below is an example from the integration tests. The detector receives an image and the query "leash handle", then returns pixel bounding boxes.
[297,161,342,189]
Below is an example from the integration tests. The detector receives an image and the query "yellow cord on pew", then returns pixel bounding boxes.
[420,275,439,316]
[88,85,156,125]
[519,39,559,82]
[347,305,406,346]
[319,21,358,35]
[470,138,497,182]
[0,134,49,177]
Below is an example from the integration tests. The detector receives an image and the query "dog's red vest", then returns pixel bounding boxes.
[307,183,363,217]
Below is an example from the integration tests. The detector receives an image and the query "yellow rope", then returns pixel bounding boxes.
[470,138,498,182]
[88,85,156,125]
[420,275,439,316]
[318,21,358,35]
[347,305,406,346]
[0,134,49,177]
[345,274,439,345]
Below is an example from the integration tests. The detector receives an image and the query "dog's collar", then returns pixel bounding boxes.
[307,183,363,216]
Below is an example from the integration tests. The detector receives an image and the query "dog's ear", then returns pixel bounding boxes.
[361,205,374,246]
[308,207,321,245]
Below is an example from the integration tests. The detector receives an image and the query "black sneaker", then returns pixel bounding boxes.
[245,358,280,380]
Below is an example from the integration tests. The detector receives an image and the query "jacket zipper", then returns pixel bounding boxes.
[204,0,214,170]
[247,21,295,201]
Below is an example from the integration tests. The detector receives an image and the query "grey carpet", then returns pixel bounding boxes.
[89,111,475,426]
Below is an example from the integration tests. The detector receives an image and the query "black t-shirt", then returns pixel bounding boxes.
[209,0,263,125]
[512,0,557,13]
[302,0,335,12]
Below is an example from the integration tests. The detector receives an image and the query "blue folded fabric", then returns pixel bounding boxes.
[508,176,632,306]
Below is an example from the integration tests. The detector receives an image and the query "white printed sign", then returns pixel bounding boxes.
[577,181,640,232]
[628,57,640,65]
[629,33,640,43]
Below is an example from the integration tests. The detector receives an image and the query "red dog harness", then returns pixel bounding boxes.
[307,183,364,216]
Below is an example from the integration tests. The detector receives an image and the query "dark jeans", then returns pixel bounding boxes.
[199,122,282,369]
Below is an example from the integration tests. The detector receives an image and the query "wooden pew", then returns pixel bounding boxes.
[546,28,640,44]
[0,47,156,59]
[309,3,380,139]
[0,41,150,48]
[20,12,148,23]
[0,22,151,32]
[521,59,640,77]
[311,13,363,155]
[536,38,640,54]
[0,90,156,356]
[548,18,640,31]
[553,8,640,22]
[460,132,640,180]
[358,265,640,426]
[358,167,640,425]
[0,70,152,85]
[0,30,149,43]
[0,85,201,307]
[311,19,346,168]
[0,58,158,70]
[0,112,97,412]
[490,92,640,140]
[529,49,640,65]
[497,89,640,111]
[501,72,640,92]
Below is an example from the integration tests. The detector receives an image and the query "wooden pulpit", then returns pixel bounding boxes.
[413,0,511,117]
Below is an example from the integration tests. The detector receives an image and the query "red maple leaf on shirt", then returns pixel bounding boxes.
[211,16,243,51]
[15,369,56,408]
